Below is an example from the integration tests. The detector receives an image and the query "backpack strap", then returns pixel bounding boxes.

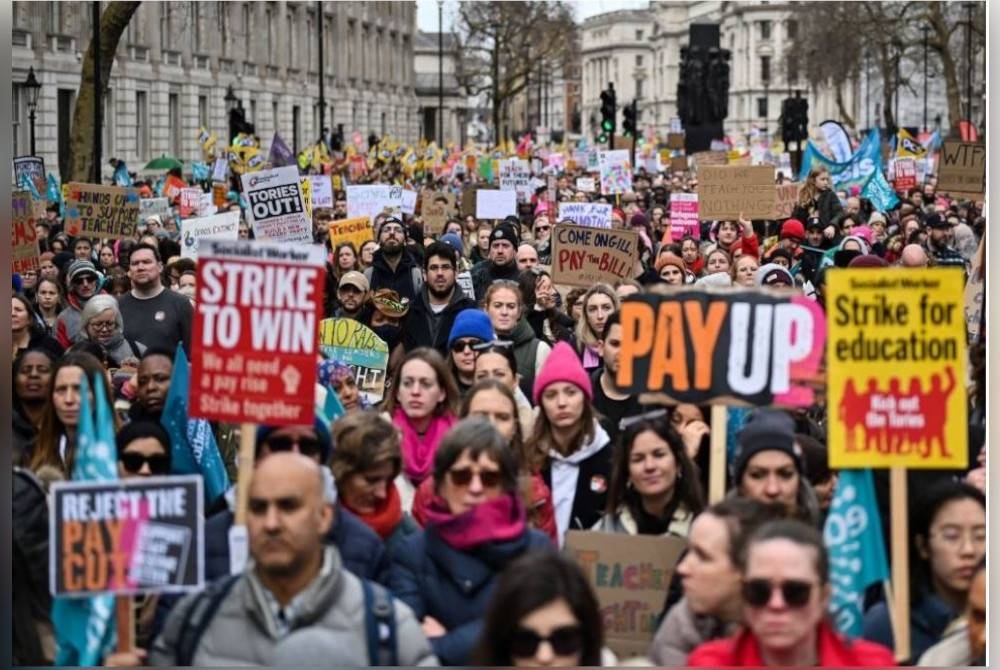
[174,574,240,666]
[361,578,398,666]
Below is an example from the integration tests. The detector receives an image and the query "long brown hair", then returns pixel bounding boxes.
[524,392,597,472]
[380,347,459,418]
[29,352,120,477]
[797,165,829,207]
[461,379,527,470]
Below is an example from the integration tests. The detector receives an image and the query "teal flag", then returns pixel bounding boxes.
[798,128,883,193]
[191,161,211,182]
[112,161,133,187]
[52,375,118,665]
[19,172,42,200]
[823,468,890,638]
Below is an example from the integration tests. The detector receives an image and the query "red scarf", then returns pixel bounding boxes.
[422,492,527,551]
[342,482,404,540]
[393,409,456,485]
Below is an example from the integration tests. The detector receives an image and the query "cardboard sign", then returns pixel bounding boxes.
[826,269,967,469]
[691,150,728,167]
[12,190,40,274]
[666,133,685,150]
[140,197,171,220]
[698,165,775,221]
[964,237,985,345]
[346,184,404,221]
[565,531,686,659]
[13,156,46,195]
[329,216,374,252]
[212,183,229,207]
[499,158,532,203]
[460,184,478,217]
[552,224,638,287]
[310,174,334,209]
[190,240,325,426]
[670,156,688,173]
[616,288,827,407]
[240,166,312,243]
[211,157,229,183]
[576,177,596,193]
[936,142,984,197]
[557,202,612,228]
[475,189,516,220]
[180,211,241,260]
[422,191,456,234]
[50,475,204,597]
[65,183,141,240]
[892,158,917,193]
[669,193,699,241]
[318,319,389,404]
[599,150,632,195]
[773,182,799,219]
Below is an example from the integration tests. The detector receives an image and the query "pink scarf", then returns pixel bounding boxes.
[422,493,527,551]
[583,345,601,369]
[394,408,456,484]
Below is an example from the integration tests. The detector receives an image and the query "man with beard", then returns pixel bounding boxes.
[334,271,370,320]
[471,219,521,300]
[924,213,967,272]
[532,214,553,265]
[364,216,424,302]
[128,349,174,422]
[399,242,475,357]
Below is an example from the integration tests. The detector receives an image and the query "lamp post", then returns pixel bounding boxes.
[24,67,41,156]
[921,25,929,133]
[437,0,444,146]
[225,84,240,145]
[964,2,974,126]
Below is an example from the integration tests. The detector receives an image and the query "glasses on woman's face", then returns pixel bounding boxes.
[88,319,117,333]
[742,578,816,608]
[930,526,987,549]
[451,338,482,353]
[72,275,98,286]
[509,625,583,658]
[447,467,502,489]
[119,452,170,475]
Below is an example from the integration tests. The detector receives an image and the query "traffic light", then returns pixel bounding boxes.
[600,84,617,139]
[780,93,809,145]
[623,101,638,137]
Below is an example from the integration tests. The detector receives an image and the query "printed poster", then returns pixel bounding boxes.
[180,211,241,260]
[318,319,389,404]
[668,193,699,241]
[557,202,612,228]
[240,166,312,243]
[599,150,632,195]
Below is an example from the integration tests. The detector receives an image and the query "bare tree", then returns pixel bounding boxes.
[69,1,141,182]
[454,1,577,143]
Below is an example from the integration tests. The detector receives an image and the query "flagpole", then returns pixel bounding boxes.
[115,596,134,653]
[889,467,911,662]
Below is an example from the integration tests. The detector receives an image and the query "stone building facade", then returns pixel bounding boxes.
[413,31,466,146]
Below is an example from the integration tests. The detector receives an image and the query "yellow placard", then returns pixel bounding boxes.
[328,215,373,252]
[826,269,967,469]
[299,177,313,222]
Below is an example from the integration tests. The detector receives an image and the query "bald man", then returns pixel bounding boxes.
[516,243,540,271]
[898,243,930,268]
[117,453,438,666]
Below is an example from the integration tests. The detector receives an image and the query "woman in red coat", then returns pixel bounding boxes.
[688,519,895,667]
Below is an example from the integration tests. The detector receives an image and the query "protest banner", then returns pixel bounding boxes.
[346,184,404,221]
[180,211,241,260]
[401,188,418,215]
[65,183,140,240]
[552,224,638,287]
[499,158,532,202]
[329,216,374,252]
[240,166,311,243]
[211,157,228,183]
[936,141,985,198]
[309,174,334,209]
[773,182,799,219]
[668,193,699,240]
[670,156,688,173]
[189,239,325,427]
[964,237,985,346]
[318,318,389,404]
[13,156,47,195]
[299,176,313,221]
[565,531,686,659]
[892,158,917,193]
[557,202,612,228]
[179,188,202,218]
[691,150,727,167]
[666,133,685,150]
[140,197,171,220]
[49,475,204,597]
[576,176,596,192]
[421,191,456,234]
[697,165,775,220]
[599,150,632,195]
[12,190,40,274]
[826,269,967,469]
[476,189,517,220]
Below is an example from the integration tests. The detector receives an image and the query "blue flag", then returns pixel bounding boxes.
[19,172,42,200]
[191,161,211,182]
[161,344,230,504]
[268,132,296,168]
[153,175,166,197]
[798,128,883,194]
[52,375,118,665]
[823,468,890,638]
[112,161,133,187]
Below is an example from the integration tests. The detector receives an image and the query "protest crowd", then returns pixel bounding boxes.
[10,123,987,668]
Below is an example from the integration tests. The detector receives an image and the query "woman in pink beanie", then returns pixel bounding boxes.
[525,341,612,547]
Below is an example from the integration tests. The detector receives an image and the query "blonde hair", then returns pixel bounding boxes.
[574,283,620,351]
[797,166,829,207]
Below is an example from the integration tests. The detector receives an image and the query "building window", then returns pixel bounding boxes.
[192,4,201,52]
[758,20,771,40]
[787,58,799,84]
[636,30,643,41]
[273,101,280,136]
[198,95,208,128]
[636,78,645,99]
[786,20,798,40]
[242,3,251,59]
[168,93,181,156]
[635,55,643,67]
[12,85,23,156]
[287,10,295,67]
[219,2,229,56]
[250,99,257,126]
[757,96,768,118]
[760,56,771,84]
[136,91,149,159]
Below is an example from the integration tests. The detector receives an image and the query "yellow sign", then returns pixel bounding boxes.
[826,269,967,469]
[299,177,313,221]
[328,215,373,252]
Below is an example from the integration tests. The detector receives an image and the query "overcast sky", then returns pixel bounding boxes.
[415,0,651,32]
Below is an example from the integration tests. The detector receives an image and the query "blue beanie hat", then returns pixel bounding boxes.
[440,232,464,255]
[256,416,333,464]
[447,309,495,349]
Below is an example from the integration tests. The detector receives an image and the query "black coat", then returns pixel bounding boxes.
[542,439,614,534]
[401,288,476,358]
[367,249,422,302]
[791,189,843,229]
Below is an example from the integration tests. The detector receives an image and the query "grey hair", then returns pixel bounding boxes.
[79,294,123,332]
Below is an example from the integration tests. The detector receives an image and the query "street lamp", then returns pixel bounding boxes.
[891,37,903,134]
[24,66,41,156]
[964,2,975,126]
[224,84,239,111]
[437,0,444,147]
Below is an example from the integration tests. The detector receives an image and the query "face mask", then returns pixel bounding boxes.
[371,325,401,348]
[178,285,195,298]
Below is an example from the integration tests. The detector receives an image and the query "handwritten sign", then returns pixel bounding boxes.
[936,141,985,198]
[499,159,532,203]
[599,150,632,195]
[65,183,141,240]
[774,182,799,219]
[565,531,686,659]
[190,240,325,426]
[691,150,728,167]
[669,193,699,241]
[318,319,389,404]
[557,202,612,228]
[666,133,685,150]
[552,224,638,287]
[240,166,312,243]
[476,189,517,220]
[310,174,334,209]
[180,211,241,260]
[329,216,374,252]
[346,184,404,221]
[13,156,47,195]
[50,475,204,597]
[12,190,40,274]
[698,165,775,220]
[576,177,596,193]
[826,269,967,469]
[421,191,456,234]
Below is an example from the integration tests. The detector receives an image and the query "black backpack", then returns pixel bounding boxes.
[173,575,397,665]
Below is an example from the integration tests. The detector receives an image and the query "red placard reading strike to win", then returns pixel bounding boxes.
[190,239,325,426]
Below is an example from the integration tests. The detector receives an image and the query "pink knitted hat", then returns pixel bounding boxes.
[532,341,594,405]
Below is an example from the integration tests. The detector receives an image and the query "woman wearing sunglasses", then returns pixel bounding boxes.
[475,551,606,667]
[687,519,895,666]
[446,309,494,397]
[389,417,551,666]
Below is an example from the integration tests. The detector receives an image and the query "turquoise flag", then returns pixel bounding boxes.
[160,344,230,504]
[823,468,890,638]
[113,161,133,187]
[19,172,42,200]
[191,161,211,182]
[52,375,118,665]
[798,128,883,193]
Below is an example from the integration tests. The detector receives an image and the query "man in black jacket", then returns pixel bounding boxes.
[365,216,423,301]
[400,241,475,358]
[471,218,521,300]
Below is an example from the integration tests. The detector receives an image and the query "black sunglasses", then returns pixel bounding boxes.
[450,338,482,353]
[447,467,502,488]
[509,625,583,658]
[742,578,816,608]
[119,452,170,475]
[265,435,322,458]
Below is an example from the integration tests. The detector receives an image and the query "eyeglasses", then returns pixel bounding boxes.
[265,435,322,458]
[509,625,583,658]
[534,225,551,232]
[742,578,817,608]
[930,527,987,548]
[447,467,502,489]
[472,339,513,352]
[72,275,98,286]
[119,452,171,475]
[451,338,482,353]
[88,320,117,332]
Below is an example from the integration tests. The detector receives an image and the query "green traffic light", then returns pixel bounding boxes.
[598,133,608,143]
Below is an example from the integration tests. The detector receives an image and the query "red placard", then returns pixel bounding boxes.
[893,158,917,193]
[190,240,325,426]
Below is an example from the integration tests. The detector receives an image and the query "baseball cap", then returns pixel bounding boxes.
[338,271,370,292]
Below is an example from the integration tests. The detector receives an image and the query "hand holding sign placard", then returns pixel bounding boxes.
[552,224,638,287]
[697,166,775,221]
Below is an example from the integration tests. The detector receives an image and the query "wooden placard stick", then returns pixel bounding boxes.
[233,422,257,525]
[115,596,134,653]
[709,404,728,504]
[889,467,911,662]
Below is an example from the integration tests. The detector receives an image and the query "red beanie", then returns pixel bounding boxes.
[532,341,593,405]
[780,218,805,241]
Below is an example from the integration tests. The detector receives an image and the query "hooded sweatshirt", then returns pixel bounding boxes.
[506,319,551,401]
[546,420,611,546]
